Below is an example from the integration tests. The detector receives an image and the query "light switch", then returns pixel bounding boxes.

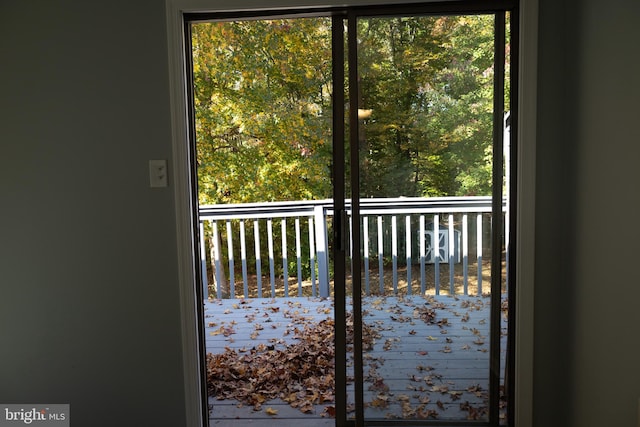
[149,159,168,188]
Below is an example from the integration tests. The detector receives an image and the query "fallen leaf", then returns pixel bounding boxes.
[322,406,336,417]
[449,390,463,400]
[265,407,278,416]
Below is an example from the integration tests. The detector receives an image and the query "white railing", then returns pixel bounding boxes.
[199,197,507,299]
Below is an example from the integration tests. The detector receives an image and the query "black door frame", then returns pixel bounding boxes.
[183,2,518,424]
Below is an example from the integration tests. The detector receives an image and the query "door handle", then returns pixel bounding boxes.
[336,208,349,252]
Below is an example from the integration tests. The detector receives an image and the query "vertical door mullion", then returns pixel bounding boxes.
[490,10,506,426]
[347,11,364,427]
[506,7,519,426]
[331,13,348,426]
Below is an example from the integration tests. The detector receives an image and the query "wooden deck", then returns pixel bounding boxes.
[204,294,507,425]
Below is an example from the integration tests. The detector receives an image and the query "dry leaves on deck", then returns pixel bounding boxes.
[206,312,381,415]
[207,318,334,413]
[206,295,504,419]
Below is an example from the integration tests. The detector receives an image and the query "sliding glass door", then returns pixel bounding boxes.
[186,3,516,425]
[341,8,513,425]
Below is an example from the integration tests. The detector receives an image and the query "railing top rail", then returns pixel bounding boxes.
[199,199,333,220]
[356,196,500,214]
[199,196,504,221]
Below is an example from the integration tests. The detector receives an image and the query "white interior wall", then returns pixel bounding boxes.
[0,1,186,426]
[534,0,640,426]
[571,1,640,425]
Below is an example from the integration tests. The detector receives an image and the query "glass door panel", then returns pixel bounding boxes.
[350,12,509,424]
[190,16,340,423]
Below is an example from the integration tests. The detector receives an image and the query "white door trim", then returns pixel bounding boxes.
[165,2,206,426]
[514,1,538,426]
[165,2,538,426]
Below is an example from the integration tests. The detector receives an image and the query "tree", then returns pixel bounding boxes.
[191,18,333,205]
[192,14,503,203]
[356,15,497,198]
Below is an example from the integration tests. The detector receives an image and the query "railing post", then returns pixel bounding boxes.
[314,205,329,298]
[295,218,303,297]
[281,218,289,297]
[267,218,276,297]
[253,219,262,298]
[434,214,440,295]
[477,213,483,295]
[377,216,384,294]
[199,221,208,299]
[239,220,249,298]
[363,216,370,295]
[391,215,398,295]
[419,215,426,294]
[308,216,316,296]
[211,220,224,299]
[462,214,469,295]
[226,220,235,298]
[405,215,412,295]
[448,214,455,295]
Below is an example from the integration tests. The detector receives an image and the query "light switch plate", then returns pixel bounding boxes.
[149,159,168,188]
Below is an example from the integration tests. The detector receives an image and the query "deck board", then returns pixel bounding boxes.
[204,295,507,423]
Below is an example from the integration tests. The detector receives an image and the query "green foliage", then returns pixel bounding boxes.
[192,14,504,204]
[357,15,498,197]
[192,18,333,205]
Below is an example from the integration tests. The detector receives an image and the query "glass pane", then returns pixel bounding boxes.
[191,17,338,423]
[355,14,505,422]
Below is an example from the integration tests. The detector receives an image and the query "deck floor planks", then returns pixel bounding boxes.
[204,294,507,423]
